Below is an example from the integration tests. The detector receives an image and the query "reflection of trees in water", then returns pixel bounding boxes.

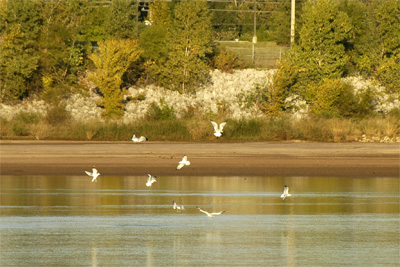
[1,176,398,217]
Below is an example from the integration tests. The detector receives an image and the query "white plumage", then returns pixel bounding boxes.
[176,155,190,170]
[85,167,100,183]
[132,134,148,143]
[196,207,225,218]
[211,121,227,138]
[281,185,291,200]
[145,173,157,187]
[172,200,185,211]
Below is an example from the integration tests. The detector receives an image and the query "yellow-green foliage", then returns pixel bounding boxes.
[310,78,349,117]
[89,39,142,119]
[257,71,289,115]
[212,46,244,73]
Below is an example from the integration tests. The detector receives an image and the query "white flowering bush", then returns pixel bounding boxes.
[1,70,398,125]
[0,98,48,120]
[64,93,103,122]
[342,76,400,113]
[123,69,273,123]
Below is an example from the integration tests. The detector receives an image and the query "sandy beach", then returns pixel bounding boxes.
[0,140,399,177]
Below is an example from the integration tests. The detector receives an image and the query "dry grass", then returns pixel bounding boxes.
[1,114,399,143]
[28,121,53,140]
[326,118,354,142]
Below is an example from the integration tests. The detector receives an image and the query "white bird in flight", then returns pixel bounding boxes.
[132,134,148,143]
[281,185,291,200]
[211,121,227,138]
[145,173,157,187]
[85,167,100,183]
[196,207,225,218]
[172,200,185,211]
[176,155,190,170]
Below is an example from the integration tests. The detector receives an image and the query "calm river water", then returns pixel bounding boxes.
[1,176,399,266]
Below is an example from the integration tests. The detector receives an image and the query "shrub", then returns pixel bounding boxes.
[256,72,288,115]
[146,98,175,121]
[212,46,244,73]
[137,120,189,141]
[12,112,40,136]
[225,119,263,140]
[375,56,400,94]
[310,78,355,118]
[46,103,70,125]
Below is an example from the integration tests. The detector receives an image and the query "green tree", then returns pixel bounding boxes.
[267,1,292,45]
[355,0,400,94]
[274,0,353,102]
[88,39,142,118]
[80,2,108,41]
[256,70,290,115]
[159,0,213,93]
[39,0,89,96]
[337,0,368,74]
[0,25,40,102]
[297,0,352,84]
[149,0,171,27]
[105,0,138,40]
[0,0,41,102]
[209,1,240,40]
[138,0,171,83]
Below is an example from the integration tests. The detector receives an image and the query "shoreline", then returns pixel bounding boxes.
[1,141,399,177]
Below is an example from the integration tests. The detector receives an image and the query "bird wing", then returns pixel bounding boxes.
[219,122,227,131]
[85,171,92,176]
[211,121,219,132]
[284,186,289,195]
[211,211,225,216]
[197,208,210,216]
[182,155,187,161]
[145,173,153,182]
[176,163,185,170]
[132,135,136,141]
[139,136,147,142]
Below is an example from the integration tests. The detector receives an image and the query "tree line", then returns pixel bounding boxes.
[0,0,399,119]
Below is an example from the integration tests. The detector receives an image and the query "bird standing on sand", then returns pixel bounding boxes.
[85,167,100,183]
[196,207,225,218]
[176,155,190,170]
[145,173,157,187]
[132,135,148,143]
[211,121,227,138]
[281,185,291,200]
[172,200,185,212]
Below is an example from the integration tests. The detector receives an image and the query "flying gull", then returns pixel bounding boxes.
[281,185,291,200]
[196,207,225,218]
[85,167,100,183]
[211,120,227,138]
[145,173,157,187]
[176,155,190,170]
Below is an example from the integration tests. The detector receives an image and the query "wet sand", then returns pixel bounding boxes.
[0,141,399,177]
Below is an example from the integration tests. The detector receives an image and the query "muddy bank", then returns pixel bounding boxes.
[1,141,398,177]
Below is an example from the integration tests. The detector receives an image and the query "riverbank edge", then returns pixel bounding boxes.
[1,141,399,177]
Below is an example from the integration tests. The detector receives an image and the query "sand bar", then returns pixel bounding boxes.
[0,141,399,177]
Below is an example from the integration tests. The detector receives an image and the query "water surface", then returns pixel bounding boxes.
[1,176,399,266]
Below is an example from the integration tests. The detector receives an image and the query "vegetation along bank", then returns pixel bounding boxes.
[0,0,399,142]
